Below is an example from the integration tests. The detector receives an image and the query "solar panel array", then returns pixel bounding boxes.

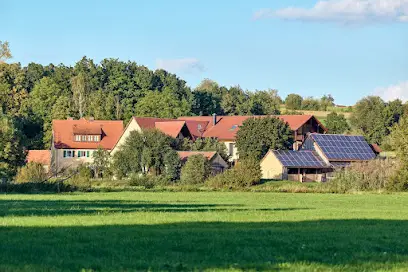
[310,134,376,161]
[273,150,329,168]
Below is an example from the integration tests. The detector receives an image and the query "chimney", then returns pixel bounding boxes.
[212,113,217,125]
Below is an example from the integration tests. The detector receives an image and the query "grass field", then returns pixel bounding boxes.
[1,192,408,271]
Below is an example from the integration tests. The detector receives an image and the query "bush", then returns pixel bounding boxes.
[15,162,47,183]
[0,181,76,193]
[180,155,210,185]
[324,159,402,193]
[129,174,171,189]
[207,158,262,189]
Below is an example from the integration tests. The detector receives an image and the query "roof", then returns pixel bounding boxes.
[271,150,330,169]
[133,117,176,129]
[307,133,376,161]
[370,143,382,154]
[53,119,124,149]
[26,150,51,166]
[155,121,186,138]
[179,115,326,141]
[177,151,217,161]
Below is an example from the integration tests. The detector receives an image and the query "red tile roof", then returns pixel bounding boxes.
[179,115,325,141]
[53,119,124,149]
[370,143,382,154]
[177,151,217,161]
[155,121,186,138]
[27,150,51,166]
[133,117,175,129]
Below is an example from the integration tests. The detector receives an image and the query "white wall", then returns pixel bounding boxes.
[110,118,142,155]
[223,141,239,161]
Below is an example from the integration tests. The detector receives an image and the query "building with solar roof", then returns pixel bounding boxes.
[261,150,332,182]
[302,133,377,168]
[261,133,377,182]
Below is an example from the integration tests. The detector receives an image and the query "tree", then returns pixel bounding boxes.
[15,162,47,183]
[135,90,191,118]
[235,117,293,160]
[221,86,251,115]
[320,94,335,111]
[163,149,181,181]
[248,90,281,115]
[180,155,210,185]
[0,41,12,62]
[389,115,408,190]
[92,147,111,178]
[301,97,320,110]
[0,114,25,180]
[285,94,303,110]
[325,112,350,134]
[350,96,390,145]
[192,90,222,116]
[71,73,88,118]
[111,129,175,177]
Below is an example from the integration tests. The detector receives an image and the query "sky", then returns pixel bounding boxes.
[1,0,407,105]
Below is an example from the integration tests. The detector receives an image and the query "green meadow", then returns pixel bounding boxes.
[1,192,408,271]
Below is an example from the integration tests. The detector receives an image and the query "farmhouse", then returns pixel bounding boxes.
[179,115,327,161]
[51,118,124,173]
[261,133,377,182]
[112,114,326,161]
[177,151,229,175]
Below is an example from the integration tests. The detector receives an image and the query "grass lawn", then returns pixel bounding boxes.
[1,192,408,271]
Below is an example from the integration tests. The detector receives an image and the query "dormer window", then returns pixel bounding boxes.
[74,134,100,142]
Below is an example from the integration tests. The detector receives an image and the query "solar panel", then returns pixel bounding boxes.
[273,150,329,168]
[310,134,376,161]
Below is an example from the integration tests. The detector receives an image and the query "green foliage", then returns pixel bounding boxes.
[350,96,394,145]
[325,160,402,193]
[301,97,320,110]
[180,155,210,185]
[207,158,262,189]
[0,114,25,180]
[180,138,229,162]
[135,90,191,118]
[325,112,350,134]
[388,115,408,189]
[15,162,47,183]
[248,89,281,115]
[285,94,303,110]
[92,147,111,178]
[319,94,335,111]
[112,129,174,177]
[235,117,293,160]
[0,41,12,61]
[163,149,181,181]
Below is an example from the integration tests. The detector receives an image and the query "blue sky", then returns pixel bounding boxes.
[1,0,407,105]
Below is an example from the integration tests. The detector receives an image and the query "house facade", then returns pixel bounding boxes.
[51,118,123,173]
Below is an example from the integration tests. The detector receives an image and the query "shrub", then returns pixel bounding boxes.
[15,162,47,183]
[207,157,262,189]
[180,155,210,185]
[325,159,401,193]
[129,174,171,189]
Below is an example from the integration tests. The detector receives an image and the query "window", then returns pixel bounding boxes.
[75,135,81,141]
[74,134,101,142]
[86,151,90,157]
[63,150,74,158]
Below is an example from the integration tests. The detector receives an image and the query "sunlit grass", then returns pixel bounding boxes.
[1,192,408,271]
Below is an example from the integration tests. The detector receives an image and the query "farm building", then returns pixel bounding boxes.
[261,133,377,182]
[261,150,332,182]
[177,151,229,175]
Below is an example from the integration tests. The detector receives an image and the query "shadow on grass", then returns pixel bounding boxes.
[1,220,408,271]
[0,199,311,217]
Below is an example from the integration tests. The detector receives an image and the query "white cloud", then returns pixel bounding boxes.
[375,81,408,102]
[156,58,204,73]
[254,0,408,24]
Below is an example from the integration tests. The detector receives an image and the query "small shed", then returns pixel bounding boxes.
[261,150,332,182]
[177,151,229,175]
[26,150,51,172]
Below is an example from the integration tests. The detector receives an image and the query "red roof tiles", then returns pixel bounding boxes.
[27,150,51,166]
[53,119,124,149]
[155,121,186,138]
[179,115,325,141]
[177,151,216,161]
